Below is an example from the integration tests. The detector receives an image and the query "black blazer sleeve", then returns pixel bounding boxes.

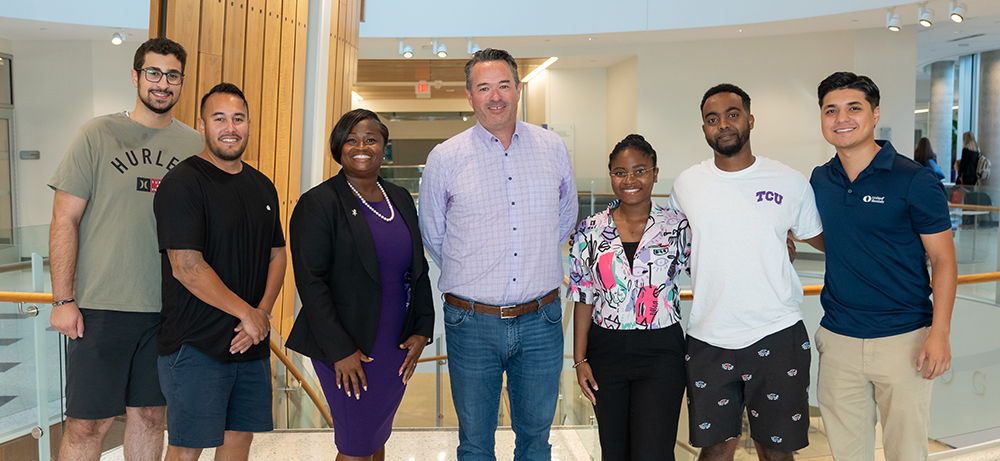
[286,181,359,364]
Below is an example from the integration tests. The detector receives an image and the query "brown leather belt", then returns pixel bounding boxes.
[444,289,560,319]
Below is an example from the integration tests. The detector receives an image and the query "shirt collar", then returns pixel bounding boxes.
[472,119,521,150]
[870,140,897,171]
[606,200,667,249]
[831,139,897,178]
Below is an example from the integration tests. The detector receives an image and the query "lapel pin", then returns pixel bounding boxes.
[352,209,357,216]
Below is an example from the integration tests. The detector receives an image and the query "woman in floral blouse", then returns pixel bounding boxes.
[569,134,690,460]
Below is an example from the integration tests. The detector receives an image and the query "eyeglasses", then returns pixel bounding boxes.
[136,68,184,85]
[610,168,650,180]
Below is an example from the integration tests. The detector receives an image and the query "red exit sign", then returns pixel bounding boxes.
[416,83,430,93]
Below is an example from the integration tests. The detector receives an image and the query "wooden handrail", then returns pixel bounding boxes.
[948,202,1000,212]
[0,292,54,303]
[416,354,447,364]
[268,340,334,428]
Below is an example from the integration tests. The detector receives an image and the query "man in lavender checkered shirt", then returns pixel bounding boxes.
[419,48,577,461]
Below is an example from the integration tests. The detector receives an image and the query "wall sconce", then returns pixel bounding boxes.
[398,38,413,58]
[886,9,901,31]
[111,29,125,45]
[950,1,966,23]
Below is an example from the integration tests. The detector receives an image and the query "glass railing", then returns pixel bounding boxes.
[380,164,423,198]
[6,189,1000,460]
[0,225,62,461]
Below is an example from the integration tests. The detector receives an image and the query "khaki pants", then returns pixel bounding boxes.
[815,326,934,461]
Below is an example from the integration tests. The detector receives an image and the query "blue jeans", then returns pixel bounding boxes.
[444,296,563,461]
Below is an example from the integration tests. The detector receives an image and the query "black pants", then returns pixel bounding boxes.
[587,323,687,461]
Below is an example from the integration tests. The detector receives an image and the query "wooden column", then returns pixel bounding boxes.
[150,0,361,338]
[324,0,360,178]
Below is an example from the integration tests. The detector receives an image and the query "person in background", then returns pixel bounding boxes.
[286,108,434,461]
[569,134,688,461]
[914,137,945,181]
[958,132,981,186]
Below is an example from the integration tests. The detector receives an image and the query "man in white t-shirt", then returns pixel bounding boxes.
[668,84,824,461]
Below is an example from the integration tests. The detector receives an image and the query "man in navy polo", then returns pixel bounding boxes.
[809,71,957,461]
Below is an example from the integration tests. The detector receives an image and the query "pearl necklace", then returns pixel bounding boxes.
[346,179,395,222]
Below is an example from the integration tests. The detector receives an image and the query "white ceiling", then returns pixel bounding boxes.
[1,0,998,75]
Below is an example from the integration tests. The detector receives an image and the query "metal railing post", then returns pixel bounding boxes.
[435,338,442,427]
[32,253,51,461]
[589,180,595,216]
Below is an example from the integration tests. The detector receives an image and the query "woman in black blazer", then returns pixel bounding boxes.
[286,109,433,460]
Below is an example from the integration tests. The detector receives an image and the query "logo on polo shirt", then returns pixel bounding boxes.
[863,195,885,204]
[755,190,783,204]
[136,177,161,193]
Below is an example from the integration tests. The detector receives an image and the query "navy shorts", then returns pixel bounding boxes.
[65,309,165,419]
[158,345,273,448]
[686,321,811,452]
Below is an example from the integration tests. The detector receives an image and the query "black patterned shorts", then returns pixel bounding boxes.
[685,321,811,452]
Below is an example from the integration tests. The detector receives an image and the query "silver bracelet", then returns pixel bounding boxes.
[572,358,588,369]
[52,298,75,307]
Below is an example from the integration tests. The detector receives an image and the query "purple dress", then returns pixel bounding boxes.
[312,196,412,457]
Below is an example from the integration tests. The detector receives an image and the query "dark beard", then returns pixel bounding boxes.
[208,140,246,161]
[139,90,175,115]
[709,130,749,157]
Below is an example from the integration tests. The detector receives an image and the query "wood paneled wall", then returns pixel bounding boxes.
[150,0,361,338]
[325,0,360,178]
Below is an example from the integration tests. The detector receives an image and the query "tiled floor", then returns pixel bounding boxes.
[100,427,594,461]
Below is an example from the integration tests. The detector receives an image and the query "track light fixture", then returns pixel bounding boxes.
[432,38,447,58]
[398,38,413,58]
[950,1,966,23]
[886,9,901,31]
[111,29,125,45]
[918,3,933,27]
[467,38,481,55]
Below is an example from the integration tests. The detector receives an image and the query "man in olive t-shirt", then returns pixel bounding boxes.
[47,38,202,461]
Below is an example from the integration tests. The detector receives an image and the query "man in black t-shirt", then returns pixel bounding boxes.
[153,83,286,461]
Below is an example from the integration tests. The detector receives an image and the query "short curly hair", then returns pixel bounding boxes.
[133,37,188,73]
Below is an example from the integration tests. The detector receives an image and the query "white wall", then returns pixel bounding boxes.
[636,30,857,191]
[854,27,918,159]
[547,67,607,186]
[12,40,140,227]
[0,38,11,55]
[606,55,638,155]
